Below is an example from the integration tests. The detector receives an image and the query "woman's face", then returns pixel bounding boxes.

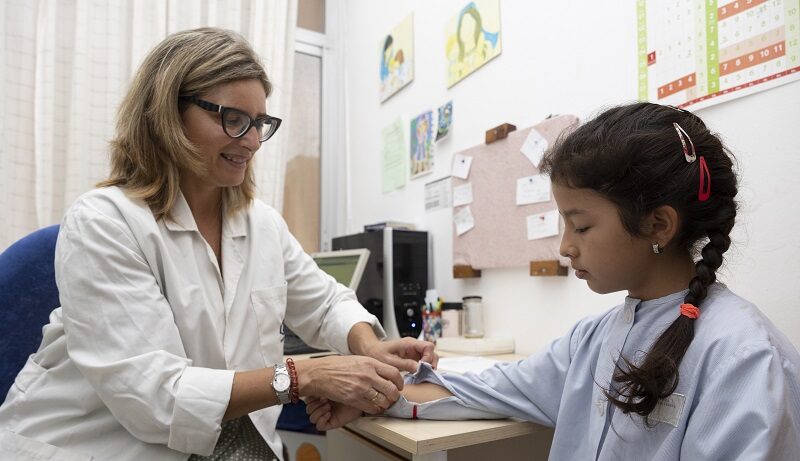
[180,78,267,191]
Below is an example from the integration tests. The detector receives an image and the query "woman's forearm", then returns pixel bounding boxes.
[223,368,279,421]
[346,322,380,356]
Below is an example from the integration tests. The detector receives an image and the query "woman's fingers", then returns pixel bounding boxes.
[303,356,403,413]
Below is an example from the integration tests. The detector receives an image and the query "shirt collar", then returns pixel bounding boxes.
[626,288,690,313]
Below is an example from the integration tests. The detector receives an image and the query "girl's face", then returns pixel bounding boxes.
[180,79,266,192]
[553,183,655,298]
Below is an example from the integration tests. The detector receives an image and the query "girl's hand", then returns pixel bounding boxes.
[295,355,402,414]
[305,397,364,431]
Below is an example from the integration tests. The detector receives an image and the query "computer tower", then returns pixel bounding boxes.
[332,228,428,339]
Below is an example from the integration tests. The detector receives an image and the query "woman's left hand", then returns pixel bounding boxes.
[366,337,438,373]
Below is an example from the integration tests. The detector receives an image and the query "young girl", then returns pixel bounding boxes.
[306,102,800,460]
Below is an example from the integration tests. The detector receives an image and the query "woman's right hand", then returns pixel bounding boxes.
[295,355,403,414]
[305,397,363,431]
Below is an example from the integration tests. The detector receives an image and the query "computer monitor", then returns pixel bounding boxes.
[311,248,370,291]
[283,249,371,355]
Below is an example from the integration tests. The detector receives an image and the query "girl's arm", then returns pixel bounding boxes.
[400,382,453,403]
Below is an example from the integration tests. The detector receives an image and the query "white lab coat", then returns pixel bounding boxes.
[0,186,383,460]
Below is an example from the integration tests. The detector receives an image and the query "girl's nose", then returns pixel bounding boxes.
[559,236,577,259]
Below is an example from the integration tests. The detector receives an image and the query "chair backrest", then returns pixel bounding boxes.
[0,225,61,397]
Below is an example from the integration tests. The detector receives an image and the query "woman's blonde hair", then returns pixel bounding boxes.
[99,27,272,219]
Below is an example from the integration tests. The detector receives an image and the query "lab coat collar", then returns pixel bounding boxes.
[222,199,247,239]
[164,190,198,232]
[163,190,247,238]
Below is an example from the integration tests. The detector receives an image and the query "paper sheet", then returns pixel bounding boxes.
[516,175,551,205]
[452,182,473,207]
[451,154,473,179]
[425,176,453,211]
[381,118,407,192]
[520,129,548,168]
[453,206,475,236]
[526,209,559,240]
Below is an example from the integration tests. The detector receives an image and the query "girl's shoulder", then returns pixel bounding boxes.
[693,284,799,366]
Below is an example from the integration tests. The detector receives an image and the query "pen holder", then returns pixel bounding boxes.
[422,308,442,343]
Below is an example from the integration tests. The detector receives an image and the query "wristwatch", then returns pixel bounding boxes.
[272,362,292,405]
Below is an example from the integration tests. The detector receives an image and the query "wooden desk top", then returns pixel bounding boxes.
[343,351,550,456]
[347,415,548,455]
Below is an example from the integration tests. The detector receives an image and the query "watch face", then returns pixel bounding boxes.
[274,373,291,392]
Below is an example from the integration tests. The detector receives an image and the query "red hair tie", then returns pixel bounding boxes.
[680,303,700,319]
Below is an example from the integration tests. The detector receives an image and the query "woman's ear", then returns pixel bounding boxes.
[642,205,680,248]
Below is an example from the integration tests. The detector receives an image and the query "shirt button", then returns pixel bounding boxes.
[596,400,605,416]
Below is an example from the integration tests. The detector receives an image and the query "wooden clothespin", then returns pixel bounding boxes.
[485,123,516,144]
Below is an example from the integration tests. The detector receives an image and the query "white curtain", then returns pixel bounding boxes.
[0,0,297,249]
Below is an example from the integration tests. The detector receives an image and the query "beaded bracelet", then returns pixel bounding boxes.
[285,358,299,404]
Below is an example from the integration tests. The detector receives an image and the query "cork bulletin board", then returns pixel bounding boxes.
[452,115,579,271]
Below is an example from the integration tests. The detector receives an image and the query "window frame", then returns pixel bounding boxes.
[294,0,347,251]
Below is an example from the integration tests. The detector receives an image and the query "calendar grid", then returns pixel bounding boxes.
[638,0,800,109]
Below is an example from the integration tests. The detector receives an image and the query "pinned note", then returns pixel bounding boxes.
[451,154,473,179]
[520,129,548,168]
[454,206,475,236]
[453,183,473,207]
[526,210,559,240]
[516,175,551,205]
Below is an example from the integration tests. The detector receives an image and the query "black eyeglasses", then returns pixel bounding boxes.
[180,96,282,142]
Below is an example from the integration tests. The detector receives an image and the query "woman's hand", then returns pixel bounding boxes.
[295,355,402,414]
[305,397,363,431]
[367,337,438,373]
[347,323,438,373]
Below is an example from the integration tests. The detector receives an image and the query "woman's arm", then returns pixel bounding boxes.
[305,382,453,431]
[224,354,408,422]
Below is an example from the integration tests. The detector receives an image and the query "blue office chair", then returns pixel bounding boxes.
[0,225,61,398]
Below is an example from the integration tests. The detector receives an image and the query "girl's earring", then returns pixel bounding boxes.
[652,243,661,254]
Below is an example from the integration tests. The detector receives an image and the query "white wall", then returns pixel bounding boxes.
[338,0,800,354]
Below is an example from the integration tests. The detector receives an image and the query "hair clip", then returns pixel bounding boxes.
[673,122,696,163]
[666,104,689,114]
[698,157,711,202]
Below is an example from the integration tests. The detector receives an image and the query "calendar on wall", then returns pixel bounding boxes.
[638,0,800,109]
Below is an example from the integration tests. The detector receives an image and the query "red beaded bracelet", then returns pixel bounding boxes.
[285,358,299,404]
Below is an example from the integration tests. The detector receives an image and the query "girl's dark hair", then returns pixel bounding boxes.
[539,102,738,423]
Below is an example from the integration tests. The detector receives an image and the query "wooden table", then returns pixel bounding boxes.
[326,352,554,461]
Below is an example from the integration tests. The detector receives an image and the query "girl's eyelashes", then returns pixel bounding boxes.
[574,227,590,234]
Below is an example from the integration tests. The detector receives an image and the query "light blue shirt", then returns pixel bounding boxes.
[388,284,800,460]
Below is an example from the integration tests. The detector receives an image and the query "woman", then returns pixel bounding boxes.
[0,27,436,461]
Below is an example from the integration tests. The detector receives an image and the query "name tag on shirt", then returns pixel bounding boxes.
[650,393,686,427]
